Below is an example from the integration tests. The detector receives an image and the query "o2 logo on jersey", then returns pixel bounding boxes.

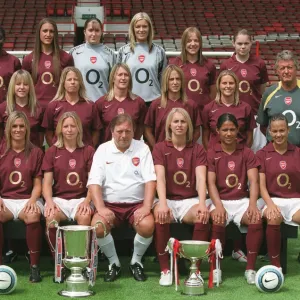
[241,69,247,77]
[90,57,97,64]
[228,161,235,171]
[190,68,197,76]
[14,158,21,168]
[279,161,287,170]
[284,97,292,105]
[177,158,184,168]
[132,157,140,166]
[117,108,124,114]
[69,159,76,169]
[138,55,145,63]
[44,61,51,69]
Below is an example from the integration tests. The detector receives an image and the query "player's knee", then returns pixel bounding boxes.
[136,217,155,236]
[22,212,41,224]
[75,214,91,226]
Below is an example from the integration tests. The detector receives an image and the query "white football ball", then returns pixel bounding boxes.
[0,265,17,294]
[255,265,284,293]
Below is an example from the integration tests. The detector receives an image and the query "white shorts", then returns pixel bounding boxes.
[209,198,265,233]
[262,197,300,226]
[46,197,86,221]
[154,197,211,222]
[2,198,44,220]
[251,118,267,153]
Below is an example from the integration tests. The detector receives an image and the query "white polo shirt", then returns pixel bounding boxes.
[87,139,156,203]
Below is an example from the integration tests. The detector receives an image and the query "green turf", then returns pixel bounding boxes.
[3,235,300,299]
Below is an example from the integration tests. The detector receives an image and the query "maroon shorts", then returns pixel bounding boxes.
[104,202,142,226]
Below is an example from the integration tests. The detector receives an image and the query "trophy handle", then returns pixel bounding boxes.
[46,219,59,252]
[94,221,107,236]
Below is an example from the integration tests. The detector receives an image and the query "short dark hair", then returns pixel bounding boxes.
[217,113,239,130]
[110,113,136,132]
[269,113,289,127]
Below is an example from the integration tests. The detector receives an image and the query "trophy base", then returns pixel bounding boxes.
[181,285,205,296]
[58,290,94,298]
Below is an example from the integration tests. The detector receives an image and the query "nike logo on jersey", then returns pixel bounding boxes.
[228,67,234,70]
[105,104,112,109]
[55,156,62,159]
[164,153,171,155]
[275,95,282,98]
[55,107,62,111]
[214,157,221,160]
[211,109,218,113]
[106,161,114,164]
[266,157,272,160]
[76,52,83,55]
[158,106,162,109]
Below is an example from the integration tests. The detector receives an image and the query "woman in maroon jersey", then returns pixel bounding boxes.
[0,70,44,148]
[42,67,101,148]
[169,27,217,110]
[0,111,44,282]
[219,28,269,152]
[202,70,256,151]
[207,113,263,285]
[257,113,300,269]
[144,65,201,150]
[43,111,94,260]
[95,63,147,143]
[22,18,74,109]
[152,107,208,286]
[0,26,21,103]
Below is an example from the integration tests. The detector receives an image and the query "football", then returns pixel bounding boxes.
[255,265,284,293]
[0,265,17,294]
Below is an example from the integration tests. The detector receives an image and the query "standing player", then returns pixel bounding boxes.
[257,50,300,146]
[43,112,94,261]
[0,26,21,103]
[144,65,201,150]
[0,111,44,282]
[220,29,269,152]
[0,70,44,148]
[207,113,263,284]
[95,63,147,143]
[118,12,167,104]
[169,27,217,110]
[22,18,74,109]
[202,70,256,150]
[42,67,101,148]
[257,114,300,269]
[70,18,116,102]
[153,108,209,286]
[88,114,156,282]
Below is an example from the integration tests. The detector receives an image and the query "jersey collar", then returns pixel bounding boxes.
[214,142,244,153]
[264,141,295,152]
[165,140,194,148]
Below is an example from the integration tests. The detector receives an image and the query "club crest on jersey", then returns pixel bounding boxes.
[44,61,51,69]
[138,55,145,63]
[117,108,124,114]
[177,158,184,168]
[228,161,235,171]
[241,69,247,77]
[284,97,292,105]
[279,161,286,170]
[14,158,21,168]
[69,159,76,169]
[190,68,197,76]
[90,57,97,64]
[132,157,140,166]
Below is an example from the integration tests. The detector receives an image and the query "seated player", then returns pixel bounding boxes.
[152,108,209,286]
[0,111,44,282]
[257,113,300,269]
[43,112,94,261]
[88,114,156,282]
[207,113,264,284]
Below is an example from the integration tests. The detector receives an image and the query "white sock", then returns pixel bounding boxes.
[97,233,120,267]
[131,233,153,266]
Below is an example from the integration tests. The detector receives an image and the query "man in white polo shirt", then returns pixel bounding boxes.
[88,114,156,282]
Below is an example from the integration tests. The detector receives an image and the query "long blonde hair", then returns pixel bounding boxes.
[6,70,38,117]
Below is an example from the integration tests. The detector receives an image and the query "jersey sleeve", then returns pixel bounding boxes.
[137,97,148,125]
[41,103,55,130]
[256,149,266,173]
[195,144,207,167]
[245,148,260,170]
[152,143,165,166]
[144,100,157,128]
[206,60,217,86]
[140,144,156,183]
[207,149,216,172]
[14,57,22,71]
[246,104,257,130]
[22,54,32,73]
[33,148,44,178]
[256,89,271,126]
[87,144,106,186]
[91,102,103,131]
[191,101,202,127]
[157,46,167,84]
[42,146,55,173]
[259,59,269,84]
[201,103,210,129]
[85,146,95,172]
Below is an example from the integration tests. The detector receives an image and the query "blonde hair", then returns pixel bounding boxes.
[106,63,136,101]
[215,70,239,106]
[6,70,38,117]
[54,111,84,148]
[5,111,33,157]
[52,67,89,102]
[128,12,154,52]
[160,65,187,108]
[165,108,193,143]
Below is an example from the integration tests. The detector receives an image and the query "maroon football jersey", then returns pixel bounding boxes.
[202,100,256,148]
[42,99,102,146]
[95,95,148,143]
[145,98,202,143]
[0,147,43,199]
[22,50,74,108]
[207,143,259,200]
[0,102,44,147]
[153,141,207,200]
[42,145,94,199]
[219,54,269,114]
[257,143,300,198]
[0,51,21,103]
[169,57,216,110]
